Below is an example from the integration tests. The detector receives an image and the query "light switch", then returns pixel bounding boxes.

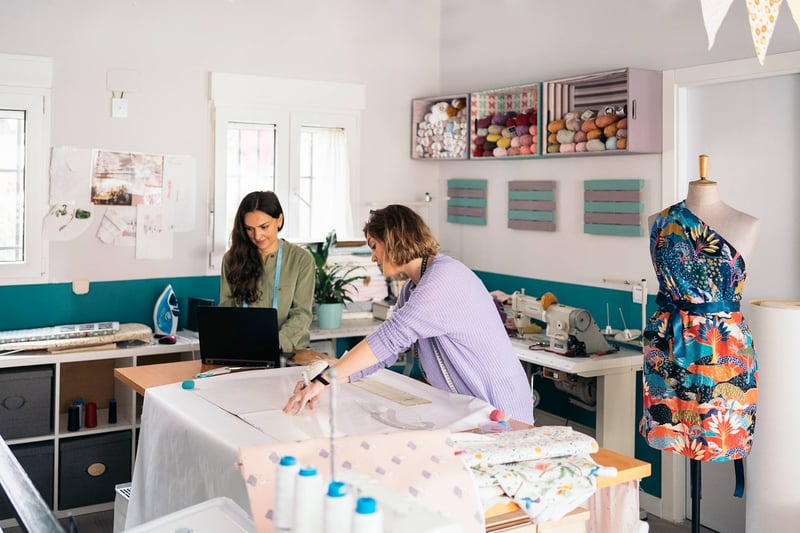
[111,97,128,118]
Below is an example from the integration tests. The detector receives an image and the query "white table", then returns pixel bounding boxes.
[123,367,495,529]
[510,337,643,457]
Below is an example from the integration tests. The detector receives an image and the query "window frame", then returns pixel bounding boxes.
[0,54,52,284]
[208,73,365,275]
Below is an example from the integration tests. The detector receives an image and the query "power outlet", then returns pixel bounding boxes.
[632,285,644,304]
[111,97,128,118]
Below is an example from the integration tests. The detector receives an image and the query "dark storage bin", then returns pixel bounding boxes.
[0,366,54,439]
[0,441,54,519]
[58,431,131,509]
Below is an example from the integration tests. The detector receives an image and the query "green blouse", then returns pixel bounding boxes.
[219,239,315,353]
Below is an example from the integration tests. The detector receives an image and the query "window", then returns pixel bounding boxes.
[209,73,364,274]
[0,54,51,284]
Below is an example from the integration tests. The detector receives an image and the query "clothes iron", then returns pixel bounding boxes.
[154,284,179,336]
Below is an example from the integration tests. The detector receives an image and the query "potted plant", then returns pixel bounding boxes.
[307,230,369,329]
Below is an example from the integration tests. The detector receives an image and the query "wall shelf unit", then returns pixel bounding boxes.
[410,67,662,161]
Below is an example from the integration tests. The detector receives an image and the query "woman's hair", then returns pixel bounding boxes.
[224,191,284,304]
[363,204,439,265]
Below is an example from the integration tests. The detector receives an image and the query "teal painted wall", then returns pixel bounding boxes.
[0,277,219,331]
[0,271,661,496]
[474,270,661,497]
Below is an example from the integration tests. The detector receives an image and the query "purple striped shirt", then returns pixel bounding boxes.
[355,255,534,424]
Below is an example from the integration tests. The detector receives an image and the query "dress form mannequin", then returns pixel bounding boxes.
[649,154,760,259]
[644,155,760,533]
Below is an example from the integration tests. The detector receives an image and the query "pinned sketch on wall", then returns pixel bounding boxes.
[49,146,93,204]
[43,203,94,241]
[91,150,164,206]
[135,205,174,259]
[163,155,196,232]
[96,207,136,246]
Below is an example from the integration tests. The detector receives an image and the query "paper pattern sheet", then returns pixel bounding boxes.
[192,367,494,441]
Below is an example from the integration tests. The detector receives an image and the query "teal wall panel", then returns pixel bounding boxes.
[0,276,219,331]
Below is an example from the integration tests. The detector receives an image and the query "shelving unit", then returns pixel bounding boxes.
[0,334,199,527]
[542,68,662,156]
[410,67,662,160]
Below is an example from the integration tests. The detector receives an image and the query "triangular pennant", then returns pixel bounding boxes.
[746,0,784,65]
[787,0,800,31]
[701,0,736,49]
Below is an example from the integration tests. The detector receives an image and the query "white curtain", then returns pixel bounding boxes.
[309,127,353,240]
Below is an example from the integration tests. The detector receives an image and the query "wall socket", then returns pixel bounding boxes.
[632,285,644,304]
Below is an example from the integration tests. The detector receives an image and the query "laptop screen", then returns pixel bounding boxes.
[196,306,281,368]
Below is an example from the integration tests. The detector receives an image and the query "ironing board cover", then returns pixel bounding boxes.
[640,201,758,462]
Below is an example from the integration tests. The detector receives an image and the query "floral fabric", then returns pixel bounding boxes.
[641,201,758,462]
[452,427,615,524]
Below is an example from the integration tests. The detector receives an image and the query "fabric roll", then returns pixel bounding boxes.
[745,299,800,533]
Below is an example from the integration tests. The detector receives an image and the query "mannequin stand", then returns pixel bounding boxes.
[690,459,701,533]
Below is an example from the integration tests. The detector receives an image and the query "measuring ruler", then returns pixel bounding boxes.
[351,377,431,406]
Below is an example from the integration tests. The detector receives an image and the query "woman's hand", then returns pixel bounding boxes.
[283,379,326,415]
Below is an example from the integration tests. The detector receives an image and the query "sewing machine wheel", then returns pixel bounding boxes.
[571,309,592,332]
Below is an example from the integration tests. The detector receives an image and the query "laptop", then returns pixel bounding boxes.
[196,306,282,368]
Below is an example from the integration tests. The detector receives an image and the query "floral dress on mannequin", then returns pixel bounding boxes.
[641,201,758,462]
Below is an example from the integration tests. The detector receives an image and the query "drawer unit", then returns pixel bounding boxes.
[0,441,54,519]
[0,366,54,439]
[58,431,131,509]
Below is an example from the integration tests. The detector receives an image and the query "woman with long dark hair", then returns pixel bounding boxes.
[219,191,315,353]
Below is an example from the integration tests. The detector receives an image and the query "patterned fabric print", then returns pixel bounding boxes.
[453,427,613,524]
[640,201,758,462]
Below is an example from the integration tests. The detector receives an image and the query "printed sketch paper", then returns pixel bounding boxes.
[91,150,164,206]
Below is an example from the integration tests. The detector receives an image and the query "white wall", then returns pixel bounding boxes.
[436,0,800,292]
[1,0,799,288]
[0,0,443,283]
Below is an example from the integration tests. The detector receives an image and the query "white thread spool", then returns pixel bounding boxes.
[274,455,298,531]
[293,465,324,533]
[351,496,383,533]
[324,481,352,533]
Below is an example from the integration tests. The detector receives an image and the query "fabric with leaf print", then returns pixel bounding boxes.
[640,201,758,462]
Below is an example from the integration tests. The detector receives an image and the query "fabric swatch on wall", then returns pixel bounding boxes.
[447,179,487,225]
[507,180,556,231]
[583,179,644,237]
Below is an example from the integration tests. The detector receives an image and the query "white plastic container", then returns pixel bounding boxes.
[292,465,324,533]
[274,455,299,531]
[324,481,353,533]
[352,496,383,533]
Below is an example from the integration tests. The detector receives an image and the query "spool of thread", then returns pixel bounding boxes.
[323,481,352,533]
[67,405,80,432]
[274,455,299,531]
[85,402,97,428]
[292,465,323,533]
[352,497,383,533]
[108,398,118,424]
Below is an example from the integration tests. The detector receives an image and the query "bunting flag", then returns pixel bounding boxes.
[701,0,735,49]
[746,0,783,65]
[701,0,798,65]
[789,0,800,30]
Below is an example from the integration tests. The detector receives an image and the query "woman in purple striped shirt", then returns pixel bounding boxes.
[284,204,534,424]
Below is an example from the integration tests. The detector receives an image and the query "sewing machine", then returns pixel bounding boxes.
[511,290,612,357]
